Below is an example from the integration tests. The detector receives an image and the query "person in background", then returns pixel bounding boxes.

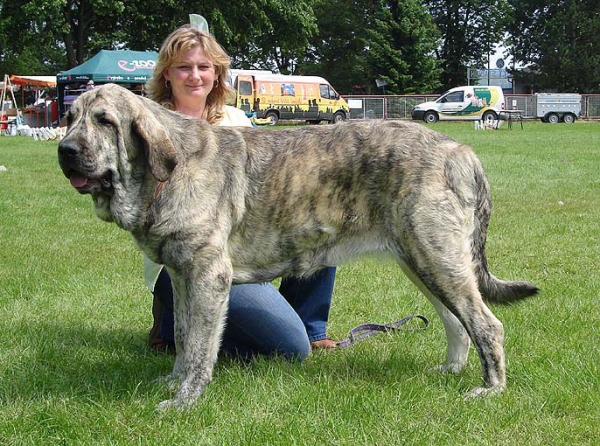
[145,25,337,361]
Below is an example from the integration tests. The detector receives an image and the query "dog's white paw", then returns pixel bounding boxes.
[157,399,176,412]
[157,396,196,412]
[464,385,505,400]
[429,363,463,375]
[157,398,192,412]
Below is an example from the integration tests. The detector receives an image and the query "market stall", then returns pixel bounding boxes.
[56,50,158,116]
[9,75,58,127]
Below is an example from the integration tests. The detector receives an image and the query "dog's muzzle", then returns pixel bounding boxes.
[58,140,113,195]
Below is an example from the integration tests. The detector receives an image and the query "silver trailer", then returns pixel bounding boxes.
[533,93,581,123]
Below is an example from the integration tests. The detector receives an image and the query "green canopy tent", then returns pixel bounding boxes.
[57,50,158,116]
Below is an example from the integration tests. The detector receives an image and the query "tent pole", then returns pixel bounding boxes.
[0,75,7,111]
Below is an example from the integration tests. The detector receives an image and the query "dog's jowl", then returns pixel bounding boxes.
[58,84,538,410]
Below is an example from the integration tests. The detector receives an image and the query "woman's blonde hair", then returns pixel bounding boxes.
[146,25,233,124]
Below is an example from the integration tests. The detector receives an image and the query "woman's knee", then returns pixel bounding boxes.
[227,283,311,361]
[278,328,311,362]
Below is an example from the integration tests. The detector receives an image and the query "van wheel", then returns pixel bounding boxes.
[562,113,576,124]
[482,110,497,123]
[265,111,279,126]
[547,113,559,124]
[331,112,346,124]
[423,111,438,123]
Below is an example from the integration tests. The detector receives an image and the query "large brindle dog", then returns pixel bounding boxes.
[58,84,537,409]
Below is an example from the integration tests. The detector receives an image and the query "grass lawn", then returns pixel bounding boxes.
[0,121,598,445]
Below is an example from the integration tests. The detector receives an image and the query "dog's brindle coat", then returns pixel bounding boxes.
[58,84,537,409]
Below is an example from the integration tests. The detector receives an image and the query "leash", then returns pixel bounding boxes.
[336,314,429,349]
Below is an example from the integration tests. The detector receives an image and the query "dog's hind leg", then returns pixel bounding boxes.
[427,298,471,375]
[396,259,470,374]
[392,243,506,397]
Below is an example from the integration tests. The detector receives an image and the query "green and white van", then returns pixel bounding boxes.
[411,86,505,123]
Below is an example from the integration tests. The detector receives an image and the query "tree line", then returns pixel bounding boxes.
[0,0,598,94]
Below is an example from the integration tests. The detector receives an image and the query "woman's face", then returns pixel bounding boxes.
[164,45,217,109]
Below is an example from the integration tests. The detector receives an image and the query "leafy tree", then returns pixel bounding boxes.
[0,0,129,72]
[295,0,371,94]
[221,0,319,74]
[364,0,441,94]
[0,0,319,75]
[505,0,600,93]
[298,0,441,94]
[0,0,68,74]
[426,0,509,90]
[118,0,184,51]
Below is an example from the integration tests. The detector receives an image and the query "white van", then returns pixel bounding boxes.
[411,86,505,123]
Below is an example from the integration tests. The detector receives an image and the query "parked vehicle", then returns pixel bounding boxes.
[411,86,505,123]
[230,70,349,125]
[532,93,581,123]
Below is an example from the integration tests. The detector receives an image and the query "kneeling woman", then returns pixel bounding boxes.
[145,25,337,360]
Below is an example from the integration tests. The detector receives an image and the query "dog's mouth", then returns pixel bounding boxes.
[67,171,113,196]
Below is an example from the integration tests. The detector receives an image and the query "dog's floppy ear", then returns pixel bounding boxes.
[132,107,179,182]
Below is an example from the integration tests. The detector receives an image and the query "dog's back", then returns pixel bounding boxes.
[225,121,463,276]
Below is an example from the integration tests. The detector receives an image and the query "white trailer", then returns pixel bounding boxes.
[533,93,581,123]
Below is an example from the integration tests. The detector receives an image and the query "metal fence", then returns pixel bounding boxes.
[584,95,600,118]
[343,94,600,120]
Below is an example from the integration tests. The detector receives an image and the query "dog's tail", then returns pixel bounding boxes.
[471,158,539,304]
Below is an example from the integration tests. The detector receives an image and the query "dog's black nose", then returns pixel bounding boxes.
[58,140,79,157]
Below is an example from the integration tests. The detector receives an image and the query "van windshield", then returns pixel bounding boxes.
[319,84,339,100]
[239,81,252,95]
[437,91,464,103]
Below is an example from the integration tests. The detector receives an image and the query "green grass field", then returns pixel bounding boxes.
[0,121,598,445]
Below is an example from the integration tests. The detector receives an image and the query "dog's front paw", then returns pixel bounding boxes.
[464,385,505,399]
[157,398,176,412]
[429,363,463,375]
[157,382,205,411]
[157,395,197,412]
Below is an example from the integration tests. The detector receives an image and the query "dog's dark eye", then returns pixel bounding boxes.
[66,111,73,127]
[96,113,113,126]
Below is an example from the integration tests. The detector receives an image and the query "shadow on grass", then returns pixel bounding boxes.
[2,320,440,404]
[1,322,170,402]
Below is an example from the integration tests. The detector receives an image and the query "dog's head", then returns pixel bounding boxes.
[58,84,179,227]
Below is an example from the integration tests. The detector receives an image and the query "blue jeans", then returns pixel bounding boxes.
[154,267,336,361]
